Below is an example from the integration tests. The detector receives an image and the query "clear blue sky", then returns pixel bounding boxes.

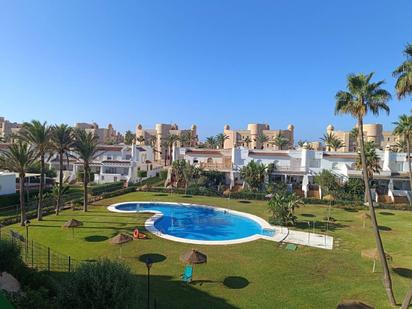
[0,1,411,141]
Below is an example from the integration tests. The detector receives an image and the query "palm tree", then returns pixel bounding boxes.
[255,134,269,149]
[215,133,229,149]
[273,133,289,150]
[355,141,381,180]
[321,132,340,151]
[165,134,179,165]
[350,127,360,151]
[72,129,101,212]
[393,140,408,152]
[18,120,51,221]
[335,72,395,305]
[205,136,217,149]
[239,160,267,192]
[393,114,412,192]
[393,44,412,100]
[50,124,73,215]
[244,136,252,148]
[0,142,37,226]
[329,137,345,151]
[124,130,135,145]
[136,135,145,144]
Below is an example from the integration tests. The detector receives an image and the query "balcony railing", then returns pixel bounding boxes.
[199,162,232,170]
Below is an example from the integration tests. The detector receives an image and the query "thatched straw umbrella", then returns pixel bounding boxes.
[62,219,83,239]
[361,248,392,272]
[180,249,207,281]
[109,233,133,258]
[360,212,371,229]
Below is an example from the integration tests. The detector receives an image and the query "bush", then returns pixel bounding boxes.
[137,170,147,178]
[0,239,24,274]
[58,259,140,309]
[159,170,168,180]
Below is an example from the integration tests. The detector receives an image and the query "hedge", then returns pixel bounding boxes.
[89,182,124,196]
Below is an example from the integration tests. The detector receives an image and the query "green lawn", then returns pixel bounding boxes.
[6,192,412,308]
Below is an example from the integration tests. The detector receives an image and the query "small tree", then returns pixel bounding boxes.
[268,191,303,226]
[314,170,339,199]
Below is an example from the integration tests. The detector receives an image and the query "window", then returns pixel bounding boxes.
[309,159,321,168]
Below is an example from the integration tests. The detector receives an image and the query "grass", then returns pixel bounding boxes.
[6,192,412,308]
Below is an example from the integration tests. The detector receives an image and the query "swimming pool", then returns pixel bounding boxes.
[107,202,283,245]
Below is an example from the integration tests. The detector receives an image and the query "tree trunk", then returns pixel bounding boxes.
[83,165,88,212]
[358,118,396,306]
[407,137,412,193]
[401,281,412,308]
[57,152,63,215]
[38,154,45,220]
[19,175,25,226]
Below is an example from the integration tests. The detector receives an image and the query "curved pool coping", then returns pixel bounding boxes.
[107,201,289,245]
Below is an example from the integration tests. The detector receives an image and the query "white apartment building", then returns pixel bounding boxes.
[48,144,162,184]
[175,144,412,203]
[0,172,17,196]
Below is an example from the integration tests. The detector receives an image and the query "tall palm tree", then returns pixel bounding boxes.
[205,136,217,149]
[0,142,37,226]
[165,134,179,165]
[244,136,252,148]
[18,120,51,221]
[335,72,395,305]
[350,127,359,151]
[124,130,135,145]
[329,136,345,152]
[255,134,269,149]
[393,114,412,192]
[393,44,412,100]
[273,133,289,150]
[320,132,335,151]
[393,139,408,152]
[72,129,101,212]
[136,135,145,144]
[50,124,73,215]
[215,133,229,149]
[355,141,381,180]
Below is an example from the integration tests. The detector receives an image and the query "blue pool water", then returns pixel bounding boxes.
[112,202,273,241]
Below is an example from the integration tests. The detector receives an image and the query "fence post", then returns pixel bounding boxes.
[31,240,34,268]
[68,256,71,272]
[48,247,51,271]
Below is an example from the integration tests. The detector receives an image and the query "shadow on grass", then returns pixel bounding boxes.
[295,220,348,232]
[138,253,167,264]
[85,235,108,242]
[182,195,193,198]
[238,200,251,204]
[379,212,395,216]
[153,193,168,197]
[48,272,236,308]
[223,276,249,289]
[343,207,359,213]
[301,213,316,218]
[393,267,412,279]
[378,225,392,231]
